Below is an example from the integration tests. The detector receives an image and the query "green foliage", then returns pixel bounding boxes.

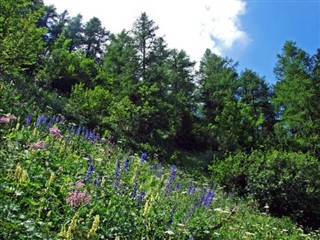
[0,0,44,76]
[37,36,98,93]
[210,150,320,229]
[247,150,320,229]
[209,151,250,196]
[273,41,320,154]
[65,83,111,128]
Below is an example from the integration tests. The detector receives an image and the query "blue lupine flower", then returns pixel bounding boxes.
[137,191,146,206]
[140,153,147,163]
[163,165,177,194]
[175,183,182,191]
[169,165,177,182]
[85,164,94,183]
[76,126,82,135]
[84,129,89,139]
[114,160,121,188]
[47,117,54,129]
[26,115,32,126]
[203,190,214,207]
[123,158,130,171]
[200,188,207,205]
[36,116,43,128]
[187,181,193,195]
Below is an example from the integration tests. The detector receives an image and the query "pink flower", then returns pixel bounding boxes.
[66,190,90,207]
[30,141,45,150]
[49,127,62,138]
[8,114,17,121]
[0,117,10,124]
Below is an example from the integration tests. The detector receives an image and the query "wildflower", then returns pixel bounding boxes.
[114,160,121,188]
[85,164,94,183]
[66,212,79,238]
[30,141,45,150]
[143,199,152,216]
[47,172,56,187]
[123,158,130,171]
[66,182,90,207]
[187,181,193,195]
[141,153,147,163]
[66,190,90,207]
[169,165,177,182]
[49,127,62,138]
[76,125,82,135]
[8,114,17,121]
[58,225,68,238]
[26,115,32,126]
[201,189,214,207]
[84,128,89,139]
[0,116,10,124]
[137,191,146,206]
[14,165,27,182]
[87,215,100,238]
[163,165,177,194]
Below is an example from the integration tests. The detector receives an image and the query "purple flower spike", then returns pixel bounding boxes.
[141,153,147,163]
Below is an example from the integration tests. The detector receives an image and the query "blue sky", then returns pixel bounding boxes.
[44,0,319,85]
[234,1,320,85]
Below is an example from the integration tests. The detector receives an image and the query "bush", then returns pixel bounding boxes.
[247,150,320,229]
[209,151,253,196]
[210,150,320,229]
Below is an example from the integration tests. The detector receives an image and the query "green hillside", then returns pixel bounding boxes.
[1,0,320,238]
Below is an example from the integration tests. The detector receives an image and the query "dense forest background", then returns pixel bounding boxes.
[1,0,320,230]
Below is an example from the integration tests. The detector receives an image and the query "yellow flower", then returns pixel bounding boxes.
[66,212,79,238]
[87,215,100,238]
[14,165,27,182]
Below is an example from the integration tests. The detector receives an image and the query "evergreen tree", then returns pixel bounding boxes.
[198,49,238,152]
[237,69,275,150]
[273,41,320,155]
[131,12,159,81]
[98,31,140,102]
[83,17,109,60]
[38,5,69,50]
[64,14,84,52]
[166,49,197,149]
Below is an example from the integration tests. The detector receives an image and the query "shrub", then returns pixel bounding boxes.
[247,150,320,229]
[210,150,320,229]
[209,151,253,196]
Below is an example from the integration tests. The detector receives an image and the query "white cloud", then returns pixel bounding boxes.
[43,0,250,63]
